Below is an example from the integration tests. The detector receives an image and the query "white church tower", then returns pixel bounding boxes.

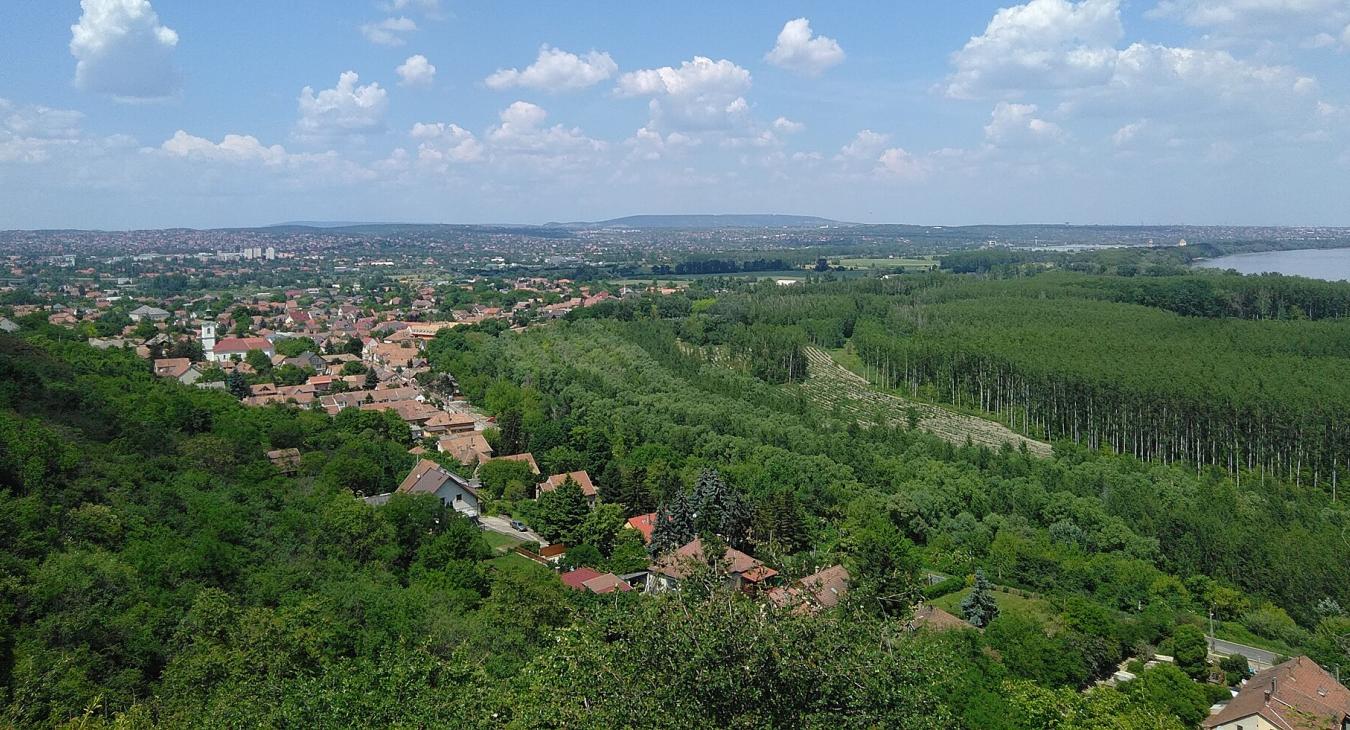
[201,322,217,362]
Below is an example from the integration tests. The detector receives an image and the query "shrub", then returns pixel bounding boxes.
[924,575,966,600]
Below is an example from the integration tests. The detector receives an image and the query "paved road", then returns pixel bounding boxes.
[1209,637,1279,669]
[479,514,548,547]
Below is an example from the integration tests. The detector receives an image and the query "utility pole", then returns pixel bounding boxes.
[1209,609,1216,653]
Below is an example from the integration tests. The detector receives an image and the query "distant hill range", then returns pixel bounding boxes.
[545,214,851,229]
[257,215,851,234]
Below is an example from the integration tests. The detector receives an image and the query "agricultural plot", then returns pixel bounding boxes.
[800,346,1052,457]
[835,257,937,270]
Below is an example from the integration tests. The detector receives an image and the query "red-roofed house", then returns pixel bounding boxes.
[626,512,657,543]
[208,336,275,362]
[539,544,568,563]
[561,567,632,594]
[561,567,603,590]
[539,470,597,507]
[647,538,778,594]
[1202,656,1350,730]
[766,565,850,614]
[491,453,540,475]
[152,357,201,385]
[438,432,493,465]
[423,411,477,436]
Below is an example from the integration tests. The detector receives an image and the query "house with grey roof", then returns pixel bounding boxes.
[129,305,172,322]
[364,459,481,518]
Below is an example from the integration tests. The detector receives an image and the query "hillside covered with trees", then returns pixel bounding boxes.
[4,261,1350,727]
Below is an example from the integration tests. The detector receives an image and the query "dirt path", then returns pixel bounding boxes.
[801,347,1052,457]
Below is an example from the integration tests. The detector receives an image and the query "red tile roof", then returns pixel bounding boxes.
[650,538,775,582]
[1203,656,1350,730]
[798,565,850,609]
[213,336,274,353]
[152,357,192,378]
[560,567,604,590]
[492,452,540,474]
[437,432,493,464]
[560,567,631,594]
[540,470,597,498]
[581,572,632,594]
[626,512,657,543]
[539,544,568,559]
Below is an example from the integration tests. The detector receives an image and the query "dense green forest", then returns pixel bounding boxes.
[0,327,1200,728]
[5,262,1350,727]
[684,271,1350,490]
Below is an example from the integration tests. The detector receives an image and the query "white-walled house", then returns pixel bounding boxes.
[384,458,481,518]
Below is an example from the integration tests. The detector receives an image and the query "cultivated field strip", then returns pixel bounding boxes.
[802,346,1053,457]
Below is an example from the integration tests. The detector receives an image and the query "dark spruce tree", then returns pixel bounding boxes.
[754,489,810,554]
[648,489,695,556]
[961,569,1000,628]
[226,371,250,399]
[687,469,752,550]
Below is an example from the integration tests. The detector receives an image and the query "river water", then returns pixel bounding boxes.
[1193,248,1350,282]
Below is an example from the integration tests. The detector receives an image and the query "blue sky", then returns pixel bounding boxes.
[3,0,1350,229]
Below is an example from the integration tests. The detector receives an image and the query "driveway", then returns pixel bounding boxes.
[479,514,548,547]
[1209,637,1279,670]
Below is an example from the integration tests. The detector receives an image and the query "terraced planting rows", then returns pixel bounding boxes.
[800,346,1053,457]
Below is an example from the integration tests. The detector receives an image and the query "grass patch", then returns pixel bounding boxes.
[487,551,549,573]
[825,346,865,373]
[930,587,1055,624]
[483,529,527,552]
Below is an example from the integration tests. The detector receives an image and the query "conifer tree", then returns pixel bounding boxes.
[961,569,1000,628]
[687,469,752,549]
[226,371,250,399]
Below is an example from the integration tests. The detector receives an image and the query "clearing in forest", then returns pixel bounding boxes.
[801,346,1053,457]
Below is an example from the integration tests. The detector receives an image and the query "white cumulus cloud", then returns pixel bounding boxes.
[360,16,417,46]
[984,101,1065,145]
[161,130,288,164]
[837,129,891,160]
[484,101,605,173]
[69,0,180,100]
[765,18,845,76]
[616,56,751,98]
[385,0,440,12]
[772,117,806,134]
[396,54,436,86]
[877,148,927,179]
[410,122,483,166]
[615,56,754,133]
[486,45,618,92]
[945,0,1324,140]
[296,71,388,140]
[1149,0,1350,39]
[0,99,86,163]
[945,0,1123,99]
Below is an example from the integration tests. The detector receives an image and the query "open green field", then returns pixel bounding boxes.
[930,587,1055,624]
[482,529,527,552]
[486,551,547,572]
[835,257,936,270]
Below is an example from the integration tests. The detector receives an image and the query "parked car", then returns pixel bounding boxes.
[510,520,528,532]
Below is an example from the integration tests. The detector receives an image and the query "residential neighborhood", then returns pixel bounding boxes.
[5,223,1350,728]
